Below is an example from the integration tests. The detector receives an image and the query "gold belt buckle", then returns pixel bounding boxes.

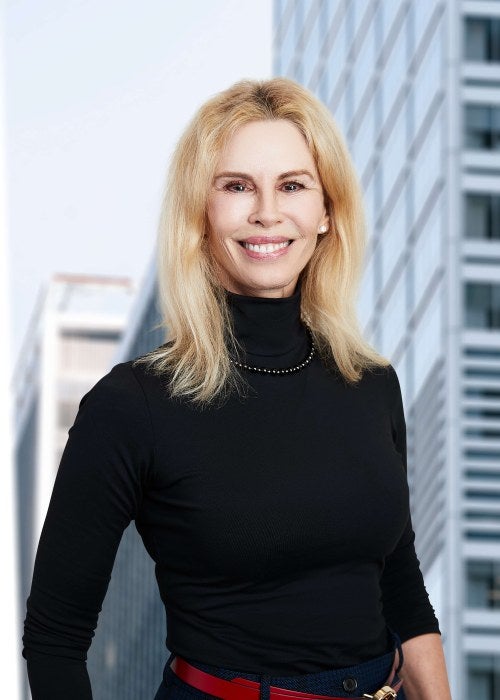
[362,686,397,700]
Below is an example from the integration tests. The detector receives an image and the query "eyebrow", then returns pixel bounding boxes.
[213,169,316,181]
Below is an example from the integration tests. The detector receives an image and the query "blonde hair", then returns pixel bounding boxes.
[134,77,390,403]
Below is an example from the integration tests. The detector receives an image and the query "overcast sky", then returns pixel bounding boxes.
[4,0,272,368]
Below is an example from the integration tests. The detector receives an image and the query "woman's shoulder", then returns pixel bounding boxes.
[357,360,399,390]
[355,361,402,413]
[75,352,169,435]
[82,359,147,405]
[86,345,170,402]
[381,362,403,402]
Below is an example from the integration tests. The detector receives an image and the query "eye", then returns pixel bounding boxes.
[224,181,251,193]
[281,181,305,192]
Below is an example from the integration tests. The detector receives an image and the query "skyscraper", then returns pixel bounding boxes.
[274,2,500,698]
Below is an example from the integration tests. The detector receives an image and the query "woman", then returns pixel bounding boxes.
[23,78,452,700]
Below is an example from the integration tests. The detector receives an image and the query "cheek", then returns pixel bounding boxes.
[207,229,238,266]
[295,214,322,242]
[206,200,221,234]
[289,198,325,232]
[207,197,242,234]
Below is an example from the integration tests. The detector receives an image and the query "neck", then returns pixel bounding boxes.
[226,286,309,368]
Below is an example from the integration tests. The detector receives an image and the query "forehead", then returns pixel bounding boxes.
[215,119,317,174]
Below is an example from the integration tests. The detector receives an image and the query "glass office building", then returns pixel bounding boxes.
[274,1,500,698]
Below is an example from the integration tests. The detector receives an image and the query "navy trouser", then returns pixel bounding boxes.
[153,637,406,700]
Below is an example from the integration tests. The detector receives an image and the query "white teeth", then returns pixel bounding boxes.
[243,241,290,253]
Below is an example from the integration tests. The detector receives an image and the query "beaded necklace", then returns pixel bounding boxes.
[229,329,315,375]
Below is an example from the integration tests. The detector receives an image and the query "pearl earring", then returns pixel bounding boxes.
[318,225,328,234]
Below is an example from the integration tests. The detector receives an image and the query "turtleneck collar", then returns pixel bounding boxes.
[226,285,309,368]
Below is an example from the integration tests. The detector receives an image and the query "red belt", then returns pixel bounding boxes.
[170,652,403,700]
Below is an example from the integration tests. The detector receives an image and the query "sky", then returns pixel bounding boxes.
[4,0,273,368]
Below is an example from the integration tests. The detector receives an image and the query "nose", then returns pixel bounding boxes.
[248,189,283,228]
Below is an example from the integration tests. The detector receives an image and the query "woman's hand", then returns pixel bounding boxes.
[399,633,452,699]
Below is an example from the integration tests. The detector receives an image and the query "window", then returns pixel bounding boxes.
[302,2,322,87]
[465,282,500,329]
[465,448,500,461]
[414,200,441,311]
[381,192,405,288]
[358,253,374,327]
[352,103,375,176]
[414,119,442,217]
[413,290,441,397]
[465,193,500,240]
[381,28,406,124]
[382,105,406,204]
[353,21,375,115]
[464,347,500,358]
[381,273,405,358]
[466,406,500,419]
[275,4,296,76]
[466,426,500,438]
[465,105,500,150]
[466,367,500,379]
[467,560,500,609]
[465,17,500,62]
[414,0,437,48]
[59,331,121,372]
[413,36,441,130]
[468,654,500,700]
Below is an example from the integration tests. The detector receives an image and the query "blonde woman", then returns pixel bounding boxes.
[23,78,451,700]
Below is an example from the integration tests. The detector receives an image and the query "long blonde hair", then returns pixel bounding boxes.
[134,77,390,403]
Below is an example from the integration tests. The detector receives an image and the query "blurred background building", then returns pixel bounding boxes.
[14,273,134,700]
[273,1,500,698]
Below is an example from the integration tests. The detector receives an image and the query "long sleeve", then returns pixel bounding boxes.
[380,365,441,642]
[22,363,154,700]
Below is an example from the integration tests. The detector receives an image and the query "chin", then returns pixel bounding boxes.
[238,276,298,297]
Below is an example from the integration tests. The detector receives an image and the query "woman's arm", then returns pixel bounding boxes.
[23,362,154,700]
[381,366,451,697]
[400,633,451,700]
[381,366,442,641]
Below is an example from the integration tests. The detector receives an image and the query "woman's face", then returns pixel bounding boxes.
[206,119,329,298]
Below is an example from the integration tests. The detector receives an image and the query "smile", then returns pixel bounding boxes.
[241,241,291,253]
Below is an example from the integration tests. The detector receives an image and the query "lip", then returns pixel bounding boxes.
[238,237,293,260]
[239,236,291,245]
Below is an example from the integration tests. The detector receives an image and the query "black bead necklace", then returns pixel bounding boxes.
[229,328,315,375]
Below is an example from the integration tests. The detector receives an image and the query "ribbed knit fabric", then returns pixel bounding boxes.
[23,287,439,700]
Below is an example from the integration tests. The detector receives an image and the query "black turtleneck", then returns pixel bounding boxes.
[23,290,440,700]
[227,286,310,367]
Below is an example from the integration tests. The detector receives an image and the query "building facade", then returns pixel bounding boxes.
[15,273,134,699]
[274,1,500,698]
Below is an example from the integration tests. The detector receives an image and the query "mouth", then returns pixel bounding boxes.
[239,240,292,254]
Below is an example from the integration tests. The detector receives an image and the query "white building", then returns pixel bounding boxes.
[14,272,134,699]
[273,1,499,698]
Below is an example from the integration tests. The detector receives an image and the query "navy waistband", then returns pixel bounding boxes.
[164,631,404,699]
